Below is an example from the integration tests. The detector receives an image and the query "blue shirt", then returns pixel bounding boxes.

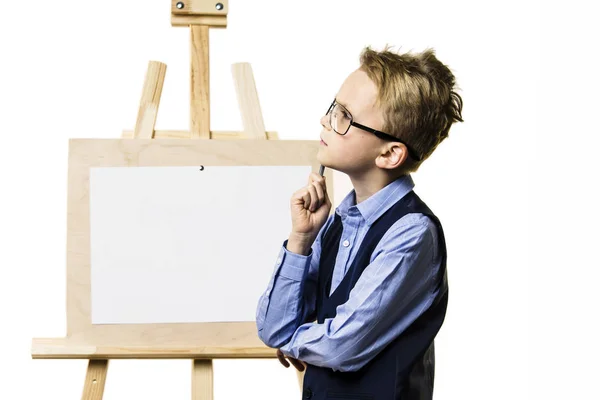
[255,174,442,372]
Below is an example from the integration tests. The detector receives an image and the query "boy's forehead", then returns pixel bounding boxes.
[336,69,378,117]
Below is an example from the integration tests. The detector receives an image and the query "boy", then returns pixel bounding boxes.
[256,45,463,399]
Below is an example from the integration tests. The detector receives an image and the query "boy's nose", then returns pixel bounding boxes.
[320,114,331,129]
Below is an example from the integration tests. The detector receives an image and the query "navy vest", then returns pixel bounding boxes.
[301,189,448,400]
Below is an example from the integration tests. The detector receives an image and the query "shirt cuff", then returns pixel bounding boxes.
[277,239,312,281]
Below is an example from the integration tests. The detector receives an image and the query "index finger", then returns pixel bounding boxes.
[289,357,305,371]
[308,172,325,185]
[276,350,290,367]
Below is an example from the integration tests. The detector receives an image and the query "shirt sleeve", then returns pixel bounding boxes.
[278,214,440,373]
[256,214,335,348]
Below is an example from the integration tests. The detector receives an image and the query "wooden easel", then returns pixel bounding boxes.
[124,3,280,399]
[31,1,319,399]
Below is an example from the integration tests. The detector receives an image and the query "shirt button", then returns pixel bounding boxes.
[342,240,350,247]
[276,257,283,265]
[303,387,313,398]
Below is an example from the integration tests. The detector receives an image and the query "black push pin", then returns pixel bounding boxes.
[176,2,185,9]
[199,165,204,171]
[215,2,224,10]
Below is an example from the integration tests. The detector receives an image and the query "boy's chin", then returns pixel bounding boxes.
[318,161,342,174]
[316,151,326,165]
[316,156,334,170]
[317,152,344,174]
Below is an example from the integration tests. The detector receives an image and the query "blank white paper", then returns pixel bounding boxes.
[89,165,312,325]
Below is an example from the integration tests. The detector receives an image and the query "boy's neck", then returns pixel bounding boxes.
[349,170,406,205]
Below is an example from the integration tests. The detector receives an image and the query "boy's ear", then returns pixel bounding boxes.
[377,143,407,170]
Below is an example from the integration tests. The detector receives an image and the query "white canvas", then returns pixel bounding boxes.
[89,165,312,324]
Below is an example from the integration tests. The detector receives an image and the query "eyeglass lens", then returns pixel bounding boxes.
[329,103,351,135]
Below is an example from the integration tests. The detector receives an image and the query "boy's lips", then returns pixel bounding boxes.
[320,136,328,146]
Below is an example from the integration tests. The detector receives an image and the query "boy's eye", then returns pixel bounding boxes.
[332,104,351,120]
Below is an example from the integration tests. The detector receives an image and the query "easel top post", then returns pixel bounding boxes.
[171,0,228,27]
[171,0,228,16]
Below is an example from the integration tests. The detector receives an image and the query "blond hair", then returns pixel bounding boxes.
[359,45,463,172]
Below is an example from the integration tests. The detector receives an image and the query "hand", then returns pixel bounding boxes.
[276,348,306,371]
[290,172,332,240]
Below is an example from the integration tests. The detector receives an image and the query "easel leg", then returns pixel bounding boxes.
[81,359,108,400]
[231,62,268,139]
[133,61,167,139]
[192,359,214,400]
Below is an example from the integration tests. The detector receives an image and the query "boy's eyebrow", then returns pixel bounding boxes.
[335,97,353,116]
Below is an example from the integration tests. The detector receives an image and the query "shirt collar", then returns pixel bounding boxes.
[335,173,415,226]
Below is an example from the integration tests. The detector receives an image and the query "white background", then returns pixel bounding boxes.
[1,0,597,399]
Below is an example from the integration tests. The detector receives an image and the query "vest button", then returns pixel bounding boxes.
[303,388,313,398]
[342,239,350,247]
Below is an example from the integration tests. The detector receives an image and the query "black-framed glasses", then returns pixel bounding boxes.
[325,98,422,162]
